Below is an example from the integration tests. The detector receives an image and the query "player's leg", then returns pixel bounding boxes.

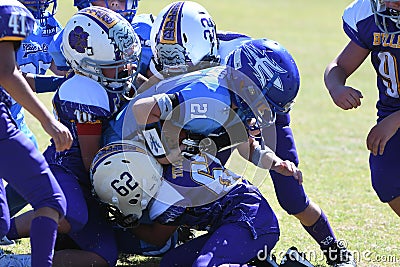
[370,128,400,217]
[5,103,38,217]
[54,196,118,267]
[161,222,278,267]
[388,196,400,216]
[0,180,13,246]
[267,113,355,266]
[6,165,88,240]
[5,185,27,218]
[161,192,279,267]
[0,103,66,267]
[0,180,10,238]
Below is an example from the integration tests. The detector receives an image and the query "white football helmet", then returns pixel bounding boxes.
[90,140,163,227]
[150,1,219,76]
[61,6,141,94]
[370,0,400,34]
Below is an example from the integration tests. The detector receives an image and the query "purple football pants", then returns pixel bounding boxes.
[370,123,400,202]
[160,222,279,267]
[0,103,66,236]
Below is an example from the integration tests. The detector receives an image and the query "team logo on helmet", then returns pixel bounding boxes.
[68,26,89,53]
[235,42,287,92]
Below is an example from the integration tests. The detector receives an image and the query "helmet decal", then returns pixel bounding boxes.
[227,38,300,126]
[80,7,137,54]
[156,43,186,69]
[158,1,184,45]
[62,6,142,94]
[109,19,137,56]
[150,1,219,75]
[238,42,287,92]
[68,26,89,54]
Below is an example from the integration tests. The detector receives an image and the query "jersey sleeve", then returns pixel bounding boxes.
[0,0,35,42]
[342,0,374,49]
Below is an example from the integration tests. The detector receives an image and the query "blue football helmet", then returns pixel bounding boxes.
[74,0,139,22]
[370,0,400,34]
[19,0,57,21]
[227,38,300,127]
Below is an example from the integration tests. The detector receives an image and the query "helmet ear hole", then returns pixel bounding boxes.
[129,199,138,205]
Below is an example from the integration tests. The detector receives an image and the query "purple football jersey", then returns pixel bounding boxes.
[343,0,400,117]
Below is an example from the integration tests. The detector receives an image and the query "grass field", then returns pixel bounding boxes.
[15,0,399,266]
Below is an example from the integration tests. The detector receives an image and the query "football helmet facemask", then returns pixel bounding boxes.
[227,38,300,127]
[61,6,141,94]
[150,1,219,76]
[370,0,400,34]
[90,140,163,228]
[19,0,57,22]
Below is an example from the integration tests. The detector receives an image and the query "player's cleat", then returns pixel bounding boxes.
[279,247,315,267]
[324,241,356,267]
[0,251,31,267]
[0,236,15,246]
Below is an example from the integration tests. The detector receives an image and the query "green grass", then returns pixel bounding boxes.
[16,0,399,266]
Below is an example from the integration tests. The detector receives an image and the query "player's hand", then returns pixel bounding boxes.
[367,115,400,156]
[329,85,363,110]
[272,160,303,184]
[42,119,73,152]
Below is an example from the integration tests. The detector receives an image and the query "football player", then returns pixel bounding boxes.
[4,0,69,223]
[3,6,142,267]
[146,2,356,266]
[325,0,400,220]
[91,140,281,266]
[0,1,72,266]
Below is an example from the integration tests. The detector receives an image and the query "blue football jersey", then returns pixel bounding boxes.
[16,15,62,75]
[106,66,233,143]
[0,0,35,107]
[131,13,155,76]
[343,0,400,117]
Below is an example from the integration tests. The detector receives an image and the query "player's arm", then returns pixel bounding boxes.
[324,40,369,110]
[75,117,103,171]
[237,137,302,184]
[132,94,182,164]
[367,109,400,156]
[22,72,67,93]
[0,41,72,151]
[131,222,178,247]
